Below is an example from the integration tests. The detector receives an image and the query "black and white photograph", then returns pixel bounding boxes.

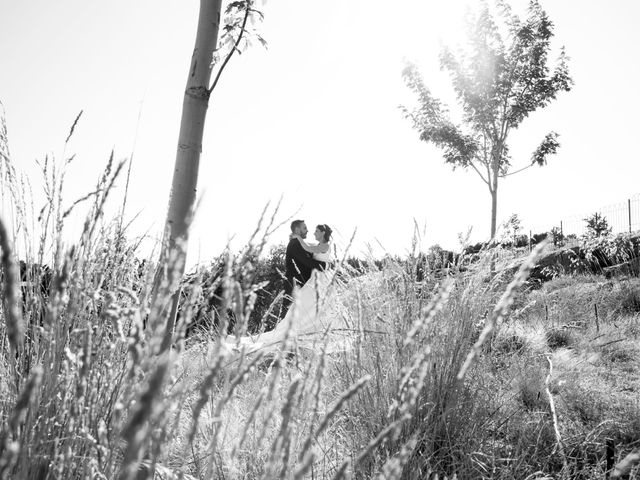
[1,0,640,478]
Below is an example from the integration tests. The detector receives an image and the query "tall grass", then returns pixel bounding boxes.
[2,116,639,479]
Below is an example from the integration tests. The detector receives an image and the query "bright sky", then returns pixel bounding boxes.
[1,0,639,267]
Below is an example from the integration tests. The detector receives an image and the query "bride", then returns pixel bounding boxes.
[294,223,333,264]
[227,224,343,355]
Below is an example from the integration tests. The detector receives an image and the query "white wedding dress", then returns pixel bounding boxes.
[225,246,348,356]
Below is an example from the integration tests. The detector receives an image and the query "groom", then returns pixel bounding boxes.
[283,219,326,314]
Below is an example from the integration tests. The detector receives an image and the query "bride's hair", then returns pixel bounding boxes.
[316,224,332,242]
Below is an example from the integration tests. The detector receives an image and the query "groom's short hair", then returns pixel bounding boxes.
[290,219,304,232]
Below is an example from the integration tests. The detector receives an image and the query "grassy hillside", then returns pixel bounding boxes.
[3,216,640,479]
[0,148,639,478]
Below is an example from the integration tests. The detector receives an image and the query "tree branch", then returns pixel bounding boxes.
[207,1,252,95]
[500,163,533,178]
[469,160,490,187]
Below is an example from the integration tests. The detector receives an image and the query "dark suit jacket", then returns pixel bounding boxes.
[284,238,326,295]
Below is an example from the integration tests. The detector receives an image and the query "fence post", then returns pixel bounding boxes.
[529,230,532,251]
[560,220,563,237]
[606,438,615,479]
[629,198,632,233]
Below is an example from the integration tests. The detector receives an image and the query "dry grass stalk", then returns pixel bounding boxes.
[200,349,267,477]
[0,366,42,478]
[375,435,418,479]
[294,372,371,477]
[292,454,315,480]
[296,347,328,461]
[457,241,548,381]
[354,413,412,470]
[315,374,370,444]
[64,110,83,145]
[611,450,640,479]
[0,216,24,363]
[232,357,283,467]
[119,357,172,480]
[263,376,303,478]
[331,460,350,480]
[404,278,454,346]
[396,353,431,418]
[544,355,568,473]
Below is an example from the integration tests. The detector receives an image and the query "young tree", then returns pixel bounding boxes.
[402,0,572,239]
[153,0,263,353]
[584,212,611,238]
[501,213,522,244]
[550,226,564,246]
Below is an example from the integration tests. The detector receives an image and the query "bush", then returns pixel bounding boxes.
[562,382,607,424]
[493,333,528,355]
[618,281,640,313]
[546,328,573,349]
[179,244,288,336]
[531,232,549,245]
[584,212,612,238]
[581,233,640,275]
[516,361,548,411]
[463,241,487,255]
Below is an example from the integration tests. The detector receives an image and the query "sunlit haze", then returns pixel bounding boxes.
[1,0,639,267]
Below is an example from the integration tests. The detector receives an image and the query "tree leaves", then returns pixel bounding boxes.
[531,131,560,166]
[401,0,572,237]
[402,1,571,175]
[215,0,267,66]
[401,63,480,169]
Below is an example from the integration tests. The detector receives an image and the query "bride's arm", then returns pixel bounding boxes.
[295,237,329,254]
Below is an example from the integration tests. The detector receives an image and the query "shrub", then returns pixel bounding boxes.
[584,212,612,238]
[618,281,640,313]
[463,241,487,255]
[546,328,574,349]
[550,226,565,246]
[493,333,528,355]
[531,232,549,245]
[562,382,607,424]
[516,363,548,411]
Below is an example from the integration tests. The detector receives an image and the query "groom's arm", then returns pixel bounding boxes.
[290,241,325,271]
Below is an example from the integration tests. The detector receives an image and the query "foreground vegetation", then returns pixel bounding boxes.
[1,143,639,479]
[3,217,640,480]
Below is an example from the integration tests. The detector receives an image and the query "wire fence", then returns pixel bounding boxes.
[525,193,640,243]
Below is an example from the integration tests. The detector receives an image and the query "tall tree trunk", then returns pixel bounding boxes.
[153,0,222,354]
[490,170,499,240]
[489,165,499,277]
[490,188,498,240]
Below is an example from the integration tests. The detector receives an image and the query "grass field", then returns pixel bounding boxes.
[1,146,640,478]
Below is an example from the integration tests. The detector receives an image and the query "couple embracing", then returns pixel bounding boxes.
[225,219,336,354]
[283,219,333,314]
